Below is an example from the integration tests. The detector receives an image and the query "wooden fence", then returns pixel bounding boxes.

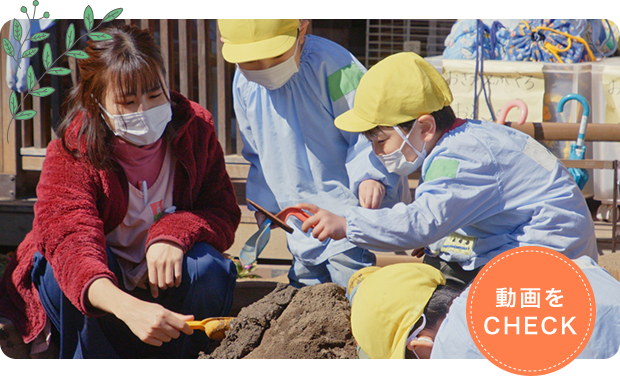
[1,19,238,199]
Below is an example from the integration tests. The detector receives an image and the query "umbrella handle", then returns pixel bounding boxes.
[557,94,590,148]
[497,99,528,125]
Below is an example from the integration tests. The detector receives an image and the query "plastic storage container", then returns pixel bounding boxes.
[591,57,620,205]
[425,56,595,196]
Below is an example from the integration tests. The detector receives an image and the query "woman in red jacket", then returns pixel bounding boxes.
[0,25,240,358]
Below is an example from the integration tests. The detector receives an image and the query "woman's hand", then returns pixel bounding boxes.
[295,203,347,242]
[358,179,386,209]
[146,240,184,298]
[87,278,193,347]
[116,296,194,346]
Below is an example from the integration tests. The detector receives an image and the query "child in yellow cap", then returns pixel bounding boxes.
[297,52,598,286]
[217,20,409,288]
[347,263,457,359]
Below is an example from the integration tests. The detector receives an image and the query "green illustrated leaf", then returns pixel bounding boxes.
[3,38,14,57]
[88,32,113,41]
[43,43,52,69]
[9,91,18,115]
[66,23,75,49]
[13,19,22,42]
[21,47,39,59]
[14,110,37,121]
[48,67,72,76]
[30,87,55,97]
[31,32,50,42]
[26,66,36,91]
[102,8,123,22]
[66,50,90,59]
[83,6,94,32]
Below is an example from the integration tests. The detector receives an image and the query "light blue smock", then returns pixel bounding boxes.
[346,119,598,270]
[234,35,408,265]
[432,256,620,359]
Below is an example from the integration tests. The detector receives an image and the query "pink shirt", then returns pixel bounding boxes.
[106,138,183,290]
[111,137,167,189]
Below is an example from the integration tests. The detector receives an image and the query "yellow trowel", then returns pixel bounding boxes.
[186,317,234,341]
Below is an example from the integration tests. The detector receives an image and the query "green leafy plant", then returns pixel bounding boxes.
[233,258,262,279]
[3,3,123,137]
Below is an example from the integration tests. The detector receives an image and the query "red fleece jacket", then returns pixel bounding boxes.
[0,91,241,342]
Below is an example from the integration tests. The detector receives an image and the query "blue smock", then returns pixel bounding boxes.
[346,120,598,270]
[432,256,620,359]
[233,35,408,265]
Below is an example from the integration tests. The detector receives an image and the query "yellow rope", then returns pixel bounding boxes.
[522,20,596,64]
[532,25,596,62]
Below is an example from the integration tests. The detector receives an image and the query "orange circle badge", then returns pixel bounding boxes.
[467,246,595,375]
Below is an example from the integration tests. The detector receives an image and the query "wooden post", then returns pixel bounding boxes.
[178,19,189,98]
[0,21,23,199]
[216,26,230,153]
[197,19,208,111]
[507,122,620,141]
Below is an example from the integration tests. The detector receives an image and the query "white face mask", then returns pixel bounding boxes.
[405,314,432,359]
[376,120,427,176]
[99,102,172,146]
[238,35,300,90]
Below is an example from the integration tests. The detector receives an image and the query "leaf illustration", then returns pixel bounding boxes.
[102,8,123,22]
[22,47,39,59]
[13,19,22,42]
[84,6,94,32]
[26,66,36,91]
[31,32,50,42]
[48,67,72,76]
[9,91,18,115]
[31,87,55,97]
[66,50,90,59]
[88,32,113,41]
[3,38,14,57]
[66,23,75,49]
[43,43,52,69]
[14,110,37,121]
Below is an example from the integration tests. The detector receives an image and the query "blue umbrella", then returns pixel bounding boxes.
[557,94,590,190]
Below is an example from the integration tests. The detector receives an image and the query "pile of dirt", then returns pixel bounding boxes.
[202,282,357,359]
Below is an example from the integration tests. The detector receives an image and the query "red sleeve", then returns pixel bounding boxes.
[34,141,118,316]
[146,105,241,253]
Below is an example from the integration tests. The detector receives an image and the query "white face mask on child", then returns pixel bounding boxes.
[376,120,427,176]
[238,35,300,90]
[406,314,432,359]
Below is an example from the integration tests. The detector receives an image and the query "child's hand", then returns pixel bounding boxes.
[295,203,347,241]
[358,179,386,209]
[254,211,267,227]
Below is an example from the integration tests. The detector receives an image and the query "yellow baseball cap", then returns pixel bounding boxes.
[335,52,453,133]
[217,19,300,63]
[350,263,445,359]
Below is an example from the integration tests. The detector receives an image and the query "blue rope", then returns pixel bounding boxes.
[473,20,504,121]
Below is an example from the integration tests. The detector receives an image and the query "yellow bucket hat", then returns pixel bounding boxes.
[350,263,445,359]
[335,52,453,133]
[217,19,300,64]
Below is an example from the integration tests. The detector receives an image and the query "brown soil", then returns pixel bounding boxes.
[201,282,357,359]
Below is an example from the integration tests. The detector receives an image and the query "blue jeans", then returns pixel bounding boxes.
[288,247,376,288]
[31,242,236,359]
